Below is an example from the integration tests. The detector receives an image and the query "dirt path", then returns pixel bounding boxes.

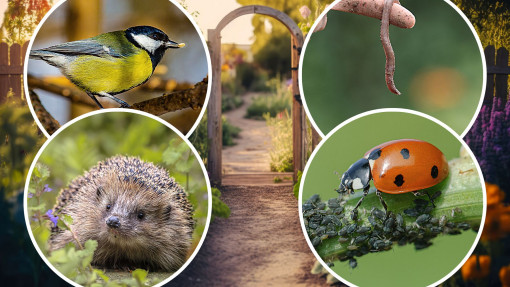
[222,93,272,173]
[168,185,327,286]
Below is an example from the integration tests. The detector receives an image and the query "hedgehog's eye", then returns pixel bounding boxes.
[106,204,111,210]
[137,211,145,220]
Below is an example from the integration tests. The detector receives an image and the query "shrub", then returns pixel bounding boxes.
[211,187,231,221]
[265,111,294,172]
[264,110,314,173]
[246,75,292,119]
[222,93,243,112]
[190,113,241,163]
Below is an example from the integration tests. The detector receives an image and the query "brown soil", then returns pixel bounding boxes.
[167,185,328,286]
[168,93,327,286]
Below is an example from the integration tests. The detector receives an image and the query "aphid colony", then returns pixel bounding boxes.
[303,194,472,268]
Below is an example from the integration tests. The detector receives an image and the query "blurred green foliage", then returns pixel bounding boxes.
[0,100,42,197]
[236,0,329,77]
[211,187,231,221]
[246,76,292,119]
[303,0,484,135]
[1,0,51,44]
[264,109,312,173]
[190,114,241,164]
[0,100,69,285]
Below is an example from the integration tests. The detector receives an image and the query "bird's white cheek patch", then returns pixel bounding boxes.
[352,178,364,190]
[131,34,162,54]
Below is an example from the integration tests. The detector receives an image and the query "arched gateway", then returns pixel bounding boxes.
[208,5,309,186]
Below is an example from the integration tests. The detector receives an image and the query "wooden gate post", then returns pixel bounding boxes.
[291,36,305,181]
[207,29,223,186]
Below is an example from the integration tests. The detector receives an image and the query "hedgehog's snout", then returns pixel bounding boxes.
[106,216,121,229]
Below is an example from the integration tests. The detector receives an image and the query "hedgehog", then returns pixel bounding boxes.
[49,155,194,272]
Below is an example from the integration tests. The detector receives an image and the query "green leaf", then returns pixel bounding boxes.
[34,163,50,180]
[94,269,109,282]
[131,269,149,283]
[61,214,74,226]
[293,170,303,199]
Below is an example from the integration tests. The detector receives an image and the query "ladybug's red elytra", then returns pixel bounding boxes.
[336,139,449,219]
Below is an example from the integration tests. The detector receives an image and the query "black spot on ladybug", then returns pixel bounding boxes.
[400,148,410,159]
[394,174,404,187]
[431,165,439,178]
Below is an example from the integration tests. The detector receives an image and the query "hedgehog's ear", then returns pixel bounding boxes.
[164,205,172,221]
[96,186,104,200]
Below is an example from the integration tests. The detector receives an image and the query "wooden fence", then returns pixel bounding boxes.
[0,42,29,103]
[485,45,509,103]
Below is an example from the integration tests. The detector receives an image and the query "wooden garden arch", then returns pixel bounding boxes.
[207,5,306,186]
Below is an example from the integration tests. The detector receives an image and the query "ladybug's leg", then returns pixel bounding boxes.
[351,186,370,220]
[412,191,436,208]
[375,190,388,215]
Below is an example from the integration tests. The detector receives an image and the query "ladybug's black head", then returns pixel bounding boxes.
[336,158,372,194]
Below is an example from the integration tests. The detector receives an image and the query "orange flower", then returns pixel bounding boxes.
[486,183,505,206]
[481,183,510,241]
[462,255,491,281]
[482,204,510,241]
[221,64,230,71]
[500,265,510,287]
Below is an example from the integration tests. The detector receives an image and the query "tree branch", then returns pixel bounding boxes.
[28,90,61,134]
[27,75,208,116]
[27,75,109,108]
[131,78,208,116]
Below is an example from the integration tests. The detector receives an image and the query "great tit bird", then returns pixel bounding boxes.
[29,26,185,108]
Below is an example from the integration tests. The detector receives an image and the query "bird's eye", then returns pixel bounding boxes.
[106,204,111,210]
[150,33,163,41]
[137,211,145,220]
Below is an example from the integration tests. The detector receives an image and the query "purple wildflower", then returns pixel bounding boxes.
[464,97,510,195]
[45,209,58,227]
[27,192,34,198]
[43,184,53,193]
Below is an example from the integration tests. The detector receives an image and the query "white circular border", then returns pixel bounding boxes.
[23,108,213,287]
[298,0,487,139]
[298,108,487,287]
[23,0,212,139]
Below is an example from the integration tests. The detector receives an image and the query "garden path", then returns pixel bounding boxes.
[222,92,272,173]
[221,93,294,185]
[168,185,329,286]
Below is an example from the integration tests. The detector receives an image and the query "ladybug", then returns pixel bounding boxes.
[336,139,449,219]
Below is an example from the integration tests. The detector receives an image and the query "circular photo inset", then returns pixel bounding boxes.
[300,110,485,286]
[25,0,210,137]
[24,110,211,286]
[300,0,484,137]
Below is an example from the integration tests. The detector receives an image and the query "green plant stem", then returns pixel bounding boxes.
[314,156,483,260]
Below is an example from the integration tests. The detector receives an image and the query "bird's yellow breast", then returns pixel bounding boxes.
[67,50,153,94]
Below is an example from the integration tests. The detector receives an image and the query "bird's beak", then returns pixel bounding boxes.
[165,40,185,49]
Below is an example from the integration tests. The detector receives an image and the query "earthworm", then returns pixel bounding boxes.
[381,0,401,95]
